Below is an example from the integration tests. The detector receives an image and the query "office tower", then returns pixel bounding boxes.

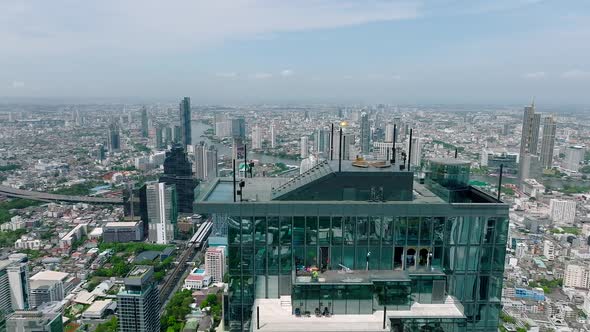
[315,128,330,155]
[6,302,63,332]
[159,144,197,214]
[564,145,585,172]
[518,102,541,180]
[300,136,309,159]
[270,122,277,148]
[173,125,181,143]
[360,112,370,154]
[179,97,192,148]
[194,142,218,181]
[155,126,164,149]
[164,126,172,145]
[502,123,510,136]
[205,247,226,283]
[251,126,262,150]
[331,132,354,160]
[408,136,423,166]
[0,261,12,319]
[146,182,177,244]
[540,115,556,169]
[141,107,149,138]
[520,154,542,181]
[385,124,395,143]
[28,271,69,309]
[107,121,120,152]
[196,158,509,331]
[117,266,160,332]
[549,199,577,224]
[103,220,144,243]
[215,114,230,138]
[231,118,246,139]
[96,144,106,162]
[7,261,29,310]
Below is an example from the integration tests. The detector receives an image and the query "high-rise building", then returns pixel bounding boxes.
[519,102,541,180]
[146,182,177,244]
[385,124,395,143]
[251,126,262,150]
[7,261,29,310]
[155,126,164,149]
[6,302,63,332]
[300,136,309,159]
[96,144,106,162]
[564,145,585,172]
[331,132,354,160]
[28,271,69,309]
[564,264,590,289]
[195,158,509,331]
[520,154,542,181]
[0,261,13,319]
[270,122,277,149]
[315,128,330,156]
[408,136,423,167]
[107,121,120,152]
[173,125,181,143]
[117,266,160,332]
[549,199,577,224]
[164,127,172,145]
[540,115,556,169]
[141,107,149,138]
[179,97,192,148]
[159,144,197,214]
[205,247,226,283]
[360,112,370,154]
[231,118,246,139]
[194,142,218,181]
[214,114,231,138]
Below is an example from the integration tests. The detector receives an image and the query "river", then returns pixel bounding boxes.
[191,121,298,166]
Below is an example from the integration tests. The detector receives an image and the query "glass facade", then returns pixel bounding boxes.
[223,210,507,331]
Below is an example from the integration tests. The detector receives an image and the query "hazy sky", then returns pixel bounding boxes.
[1,0,589,104]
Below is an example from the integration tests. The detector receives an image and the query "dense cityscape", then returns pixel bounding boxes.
[0,100,589,332]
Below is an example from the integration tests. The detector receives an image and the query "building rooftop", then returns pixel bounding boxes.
[105,221,140,227]
[30,270,69,282]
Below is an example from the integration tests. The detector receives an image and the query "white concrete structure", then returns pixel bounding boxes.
[205,246,226,283]
[82,299,116,319]
[146,182,176,244]
[564,145,585,172]
[60,223,88,249]
[549,199,576,224]
[7,261,29,310]
[270,122,277,149]
[515,242,527,258]
[564,264,590,289]
[183,269,211,290]
[29,271,69,308]
[14,238,41,250]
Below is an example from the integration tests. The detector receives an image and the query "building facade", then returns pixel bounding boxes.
[549,199,576,224]
[195,159,509,331]
[564,264,590,289]
[540,115,556,169]
[205,246,226,283]
[360,112,371,154]
[179,97,191,148]
[146,182,177,244]
[159,144,197,214]
[117,266,160,332]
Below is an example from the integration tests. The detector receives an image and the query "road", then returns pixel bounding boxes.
[0,185,123,205]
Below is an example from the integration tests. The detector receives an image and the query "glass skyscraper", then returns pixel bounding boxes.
[179,97,192,148]
[159,144,197,214]
[195,159,508,331]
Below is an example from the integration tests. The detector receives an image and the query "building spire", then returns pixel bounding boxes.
[531,96,535,109]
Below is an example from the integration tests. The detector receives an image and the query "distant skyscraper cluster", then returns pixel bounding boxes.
[518,101,557,182]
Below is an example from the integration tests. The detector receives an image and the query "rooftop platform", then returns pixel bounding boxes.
[294,269,445,285]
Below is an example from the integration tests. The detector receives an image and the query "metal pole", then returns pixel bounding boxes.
[330,123,334,161]
[497,164,504,201]
[232,159,236,202]
[407,129,413,171]
[392,124,397,164]
[338,127,343,172]
[454,148,458,159]
[244,144,248,178]
[257,306,260,330]
[383,306,387,329]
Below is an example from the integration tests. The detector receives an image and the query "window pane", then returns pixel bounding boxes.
[332,217,343,245]
[306,216,317,245]
[319,216,330,245]
[279,216,292,245]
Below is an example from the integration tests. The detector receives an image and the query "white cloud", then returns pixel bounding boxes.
[0,1,420,55]
[11,81,25,88]
[561,69,590,79]
[215,72,238,78]
[251,72,273,79]
[391,75,402,80]
[522,72,546,79]
[280,69,294,77]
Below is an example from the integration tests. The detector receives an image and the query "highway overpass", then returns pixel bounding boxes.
[0,185,123,205]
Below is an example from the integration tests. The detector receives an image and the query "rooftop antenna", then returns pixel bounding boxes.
[244,144,247,178]
[330,123,334,161]
[497,164,504,201]
[407,129,413,171]
[531,96,535,108]
[454,148,458,159]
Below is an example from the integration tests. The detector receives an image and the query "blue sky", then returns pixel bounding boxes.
[1,0,589,104]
